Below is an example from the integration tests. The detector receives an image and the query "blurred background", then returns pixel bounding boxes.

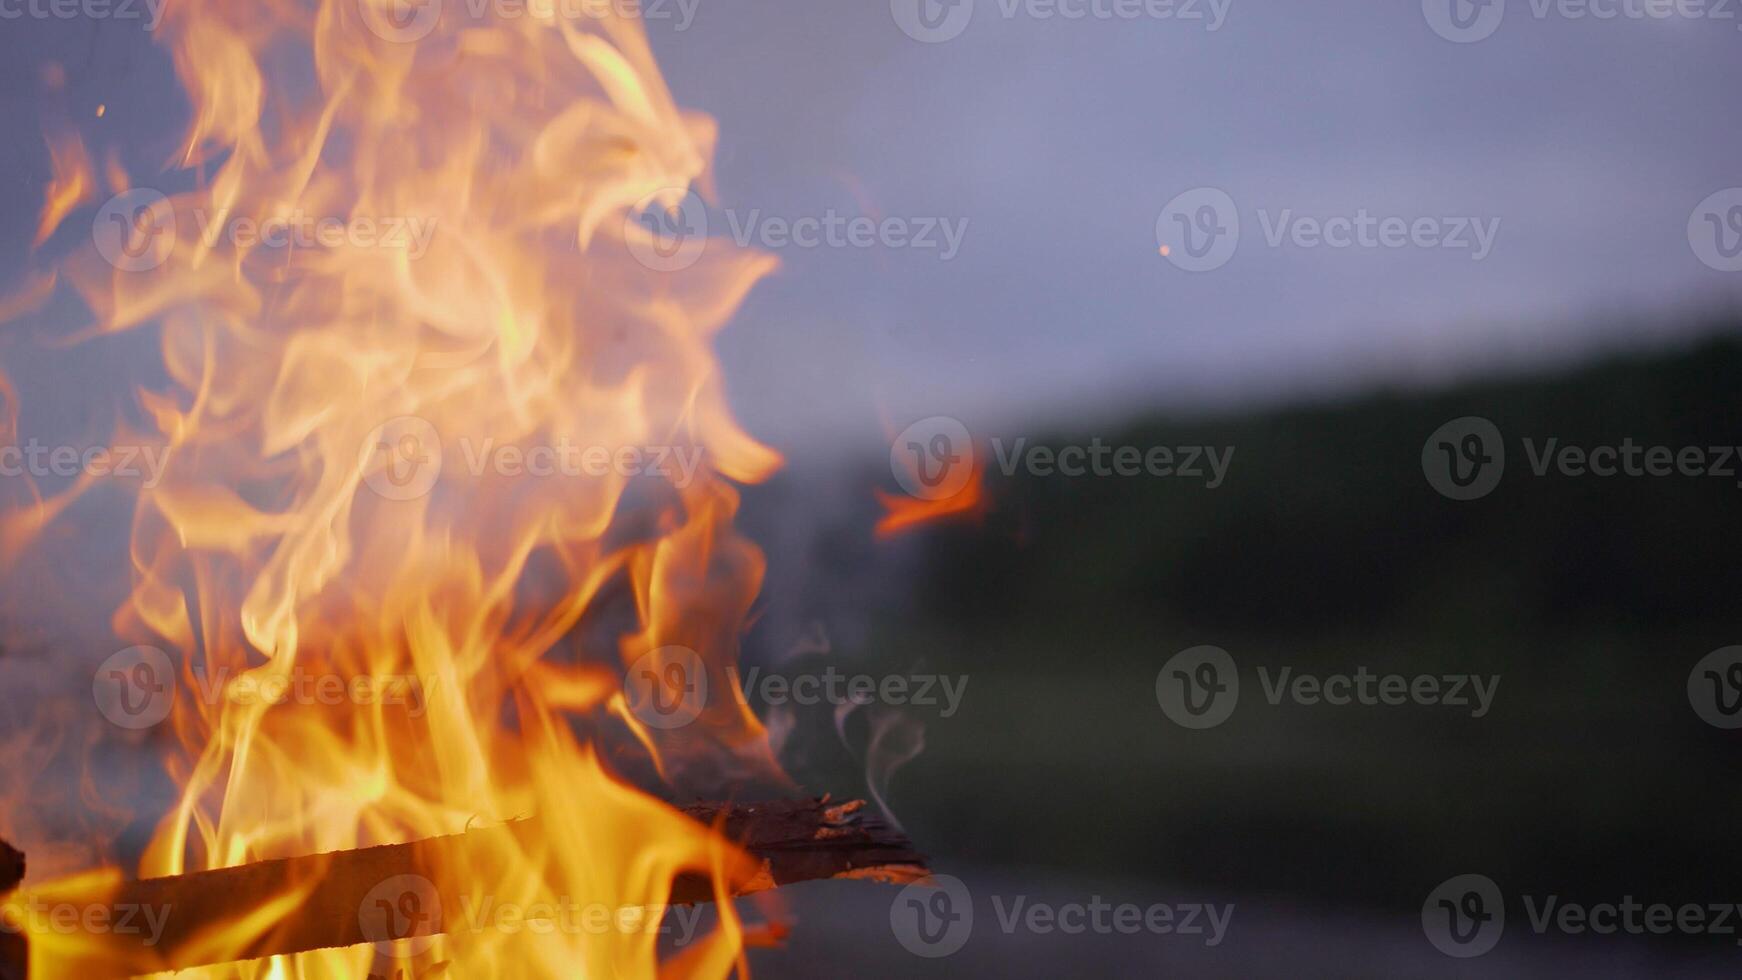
[3,1,1742,976]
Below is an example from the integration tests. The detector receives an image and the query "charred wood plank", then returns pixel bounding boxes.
[0,798,925,977]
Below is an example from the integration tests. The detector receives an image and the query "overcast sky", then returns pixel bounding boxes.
[655,2,1742,443]
[2,1,1740,457]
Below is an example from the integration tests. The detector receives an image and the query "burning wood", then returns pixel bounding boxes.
[0,841,20,895]
[0,1,927,976]
[0,838,24,980]
[0,799,925,976]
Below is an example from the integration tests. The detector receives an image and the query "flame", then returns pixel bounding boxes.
[35,129,95,247]
[873,408,986,538]
[874,462,985,539]
[4,1,791,975]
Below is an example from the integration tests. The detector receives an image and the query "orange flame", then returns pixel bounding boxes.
[34,128,95,247]
[873,466,985,539]
[874,411,986,538]
[4,1,790,975]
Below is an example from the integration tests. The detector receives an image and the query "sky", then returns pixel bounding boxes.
[1,0,1741,458]
[652,1,1742,442]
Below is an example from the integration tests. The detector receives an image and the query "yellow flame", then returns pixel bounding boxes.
[6,1,788,975]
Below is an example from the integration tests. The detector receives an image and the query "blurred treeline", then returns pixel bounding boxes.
[809,328,1742,928]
